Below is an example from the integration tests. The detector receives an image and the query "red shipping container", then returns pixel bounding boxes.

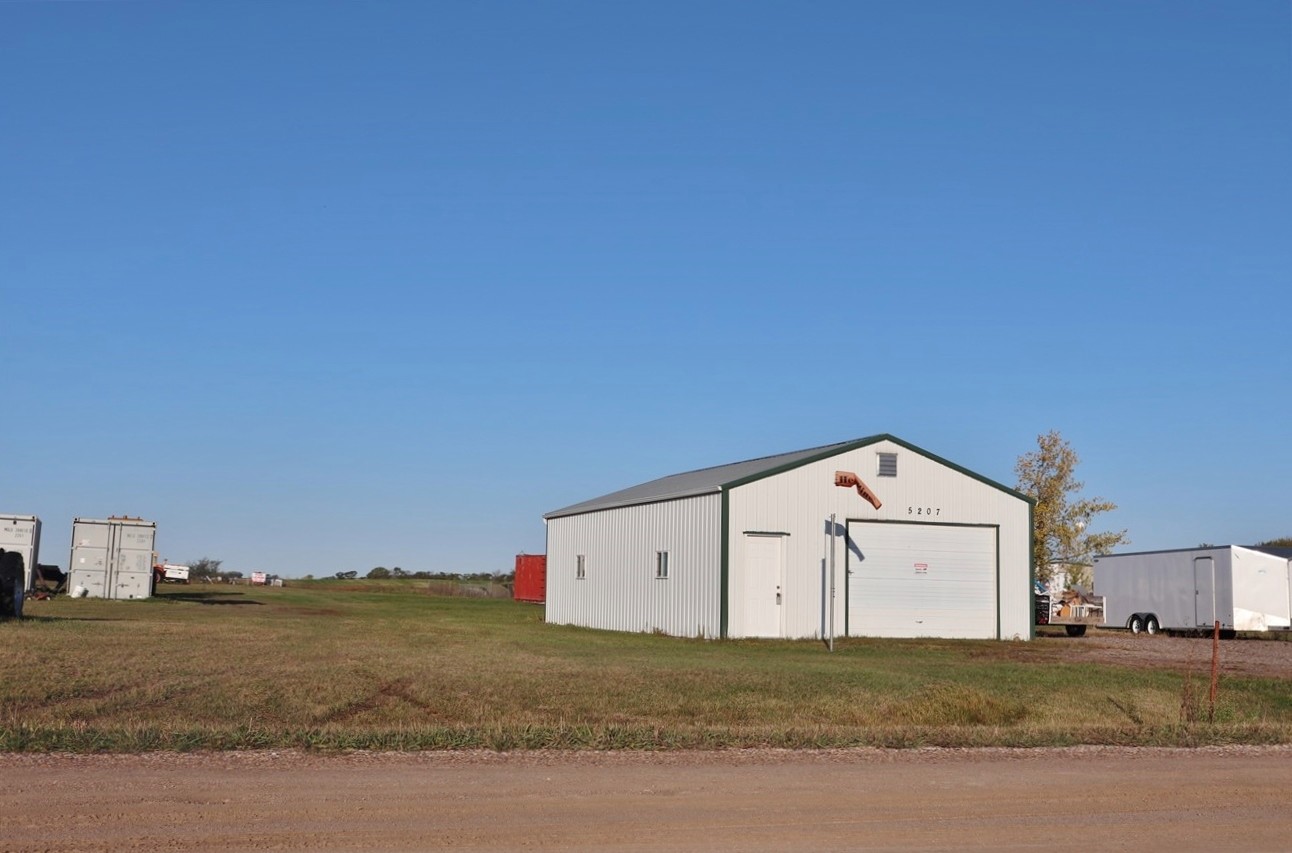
[513,554,546,603]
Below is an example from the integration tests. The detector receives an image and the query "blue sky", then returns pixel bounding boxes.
[4,1,1289,577]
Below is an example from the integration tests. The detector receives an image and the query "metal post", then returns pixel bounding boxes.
[828,513,836,652]
[1209,620,1220,723]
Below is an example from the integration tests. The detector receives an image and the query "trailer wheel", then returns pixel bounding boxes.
[1128,614,1145,635]
[1144,615,1159,635]
[1064,624,1087,637]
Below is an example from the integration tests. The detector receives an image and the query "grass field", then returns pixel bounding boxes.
[2,580,1290,752]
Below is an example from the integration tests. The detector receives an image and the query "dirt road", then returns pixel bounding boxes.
[4,746,1290,851]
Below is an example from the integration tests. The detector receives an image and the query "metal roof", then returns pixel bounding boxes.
[1097,545,1292,559]
[1250,546,1292,559]
[544,436,886,519]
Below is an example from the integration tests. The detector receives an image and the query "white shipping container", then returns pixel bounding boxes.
[0,514,41,591]
[68,517,157,600]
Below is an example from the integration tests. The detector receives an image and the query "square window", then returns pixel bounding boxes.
[655,551,669,580]
[877,452,898,477]
[576,554,586,580]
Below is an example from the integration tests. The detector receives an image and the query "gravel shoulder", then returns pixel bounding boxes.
[4,746,1291,852]
[1036,630,1292,677]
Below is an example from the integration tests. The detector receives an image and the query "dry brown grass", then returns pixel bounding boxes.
[2,581,1289,751]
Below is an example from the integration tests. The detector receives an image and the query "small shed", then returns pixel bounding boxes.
[543,435,1033,640]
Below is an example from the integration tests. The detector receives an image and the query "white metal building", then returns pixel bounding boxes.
[544,435,1034,641]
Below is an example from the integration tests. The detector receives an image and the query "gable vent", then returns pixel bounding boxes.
[877,452,898,477]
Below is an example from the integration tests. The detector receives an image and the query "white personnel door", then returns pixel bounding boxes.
[847,521,997,639]
[741,534,785,637]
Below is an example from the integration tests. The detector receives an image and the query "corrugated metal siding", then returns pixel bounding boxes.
[546,494,722,638]
[727,439,1031,640]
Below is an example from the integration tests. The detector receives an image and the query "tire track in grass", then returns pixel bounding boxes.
[311,680,445,725]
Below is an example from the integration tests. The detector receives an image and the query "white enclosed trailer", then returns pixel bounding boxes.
[1093,546,1292,635]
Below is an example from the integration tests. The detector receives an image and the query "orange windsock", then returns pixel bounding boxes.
[834,470,882,510]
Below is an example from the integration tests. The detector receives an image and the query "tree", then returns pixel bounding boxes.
[1015,430,1129,587]
[188,558,223,581]
[367,566,391,579]
[1256,537,1292,548]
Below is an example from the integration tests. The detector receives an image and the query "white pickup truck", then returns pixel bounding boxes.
[156,564,191,584]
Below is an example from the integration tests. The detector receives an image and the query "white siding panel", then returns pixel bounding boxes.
[546,494,722,638]
[727,439,1031,640]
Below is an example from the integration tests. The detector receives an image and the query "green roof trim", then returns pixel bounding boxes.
[720,433,1035,505]
[544,433,1034,521]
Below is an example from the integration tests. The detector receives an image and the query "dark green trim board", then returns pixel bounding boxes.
[843,527,851,637]
[719,488,730,639]
[1028,500,1036,641]
[996,526,1002,640]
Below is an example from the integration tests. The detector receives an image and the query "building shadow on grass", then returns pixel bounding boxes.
[158,591,264,606]
[10,615,129,623]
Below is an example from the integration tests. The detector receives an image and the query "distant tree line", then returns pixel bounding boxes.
[361,566,512,581]
[187,558,281,583]
[187,558,244,582]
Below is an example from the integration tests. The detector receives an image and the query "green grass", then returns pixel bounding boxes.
[2,580,1289,752]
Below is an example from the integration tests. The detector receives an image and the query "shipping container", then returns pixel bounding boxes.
[67,517,157,600]
[513,553,547,603]
[0,514,41,591]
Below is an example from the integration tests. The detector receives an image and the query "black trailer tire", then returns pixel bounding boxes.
[1129,614,1145,634]
[1064,624,1088,637]
[1144,615,1159,635]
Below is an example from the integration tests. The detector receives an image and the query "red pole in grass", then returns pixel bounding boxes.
[1209,620,1220,723]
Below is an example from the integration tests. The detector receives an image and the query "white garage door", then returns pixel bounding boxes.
[846,522,997,639]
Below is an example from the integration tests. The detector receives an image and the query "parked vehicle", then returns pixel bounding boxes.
[1034,583,1105,636]
[154,563,191,584]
